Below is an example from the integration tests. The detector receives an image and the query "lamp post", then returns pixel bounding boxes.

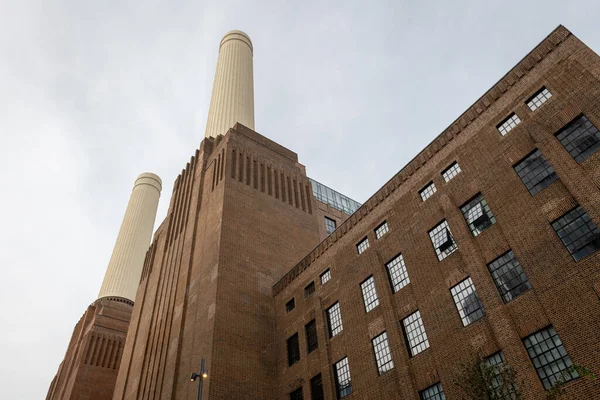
[190,358,208,400]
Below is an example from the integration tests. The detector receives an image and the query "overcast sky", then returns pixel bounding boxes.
[1,0,599,398]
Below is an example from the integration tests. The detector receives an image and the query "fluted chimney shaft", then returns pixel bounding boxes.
[98,173,162,301]
[204,30,254,138]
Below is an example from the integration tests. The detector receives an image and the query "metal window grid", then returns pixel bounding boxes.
[420,182,437,201]
[514,149,558,195]
[442,162,461,182]
[327,302,343,337]
[552,205,600,261]
[450,277,485,326]
[460,194,496,236]
[497,113,521,136]
[334,357,352,398]
[419,383,446,400]
[556,115,600,163]
[429,220,457,261]
[375,221,389,239]
[527,87,552,111]
[487,250,532,302]
[325,217,337,235]
[320,269,331,285]
[402,310,429,356]
[357,237,370,255]
[386,254,410,293]
[523,326,578,390]
[360,276,379,312]
[372,332,394,374]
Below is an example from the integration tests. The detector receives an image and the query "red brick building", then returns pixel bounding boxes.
[50,25,600,399]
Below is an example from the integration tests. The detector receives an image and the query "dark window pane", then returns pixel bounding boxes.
[325,217,337,235]
[287,333,300,366]
[290,387,303,400]
[556,115,600,163]
[419,382,446,400]
[551,206,600,261]
[286,298,295,312]
[305,319,318,353]
[310,374,324,400]
[460,193,496,236]
[305,281,315,297]
[514,149,558,195]
[487,250,532,302]
[450,277,485,326]
[523,326,578,389]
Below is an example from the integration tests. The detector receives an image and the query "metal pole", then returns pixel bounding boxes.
[198,358,205,400]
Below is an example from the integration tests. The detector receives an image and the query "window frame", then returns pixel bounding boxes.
[487,250,532,303]
[497,112,521,136]
[442,161,461,182]
[357,237,370,255]
[287,332,300,366]
[304,281,315,298]
[372,331,394,375]
[429,220,458,261]
[385,253,410,293]
[325,216,337,235]
[320,268,331,285]
[526,86,552,111]
[551,205,600,261]
[327,302,343,338]
[460,193,496,237]
[305,319,318,354]
[401,310,430,357]
[360,275,380,313]
[419,181,437,201]
[333,357,352,399]
[450,277,485,326]
[374,221,389,239]
[555,114,600,163]
[514,148,558,195]
[286,298,295,313]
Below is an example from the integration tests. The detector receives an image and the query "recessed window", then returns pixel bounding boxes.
[402,310,429,357]
[556,114,600,163]
[486,351,518,399]
[551,205,600,261]
[450,277,485,326]
[497,113,521,136]
[386,254,410,293]
[287,333,300,366]
[527,87,552,111]
[523,326,578,389]
[442,162,461,182]
[419,382,446,400]
[327,302,343,338]
[372,331,394,375]
[375,221,389,239]
[487,250,532,302]
[310,374,324,400]
[429,220,457,261]
[360,276,379,313]
[325,217,337,235]
[320,269,331,285]
[286,298,295,313]
[305,281,315,297]
[419,181,437,201]
[357,237,370,255]
[460,193,496,236]
[305,319,318,354]
[514,149,558,195]
[334,357,352,398]
[289,387,303,400]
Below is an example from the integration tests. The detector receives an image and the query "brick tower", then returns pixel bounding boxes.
[46,173,162,400]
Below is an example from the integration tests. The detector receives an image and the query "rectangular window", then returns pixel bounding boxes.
[514,149,558,195]
[310,374,324,400]
[442,162,461,182]
[325,217,337,235]
[523,326,578,389]
[372,332,394,374]
[290,387,303,400]
[357,237,370,255]
[460,193,496,236]
[487,250,532,302]
[402,310,429,356]
[386,254,410,293]
[497,113,521,136]
[419,382,446,400]
[551,205,600,261]
[287,333,300,366]
[305,319,318,353]
[527,87,552,111]
[327,302,343,338]
[375,221,389,239]
[360,276,379,312]
[286,298,295,313]
[450,277,485,326]
[429,220,457,261]
[305,282,315,297]
[556,115,600,163]
[419,181,437,201]
[334,357,352,399]
[486,351,518,399]
[320,268,331,285]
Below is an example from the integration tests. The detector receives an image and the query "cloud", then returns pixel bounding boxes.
[1,0,599,397]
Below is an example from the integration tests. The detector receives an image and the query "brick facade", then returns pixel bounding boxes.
[48,25,600,400]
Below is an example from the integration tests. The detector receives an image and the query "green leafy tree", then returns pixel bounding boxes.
[453,353,522,400]
[544,365,596,400]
